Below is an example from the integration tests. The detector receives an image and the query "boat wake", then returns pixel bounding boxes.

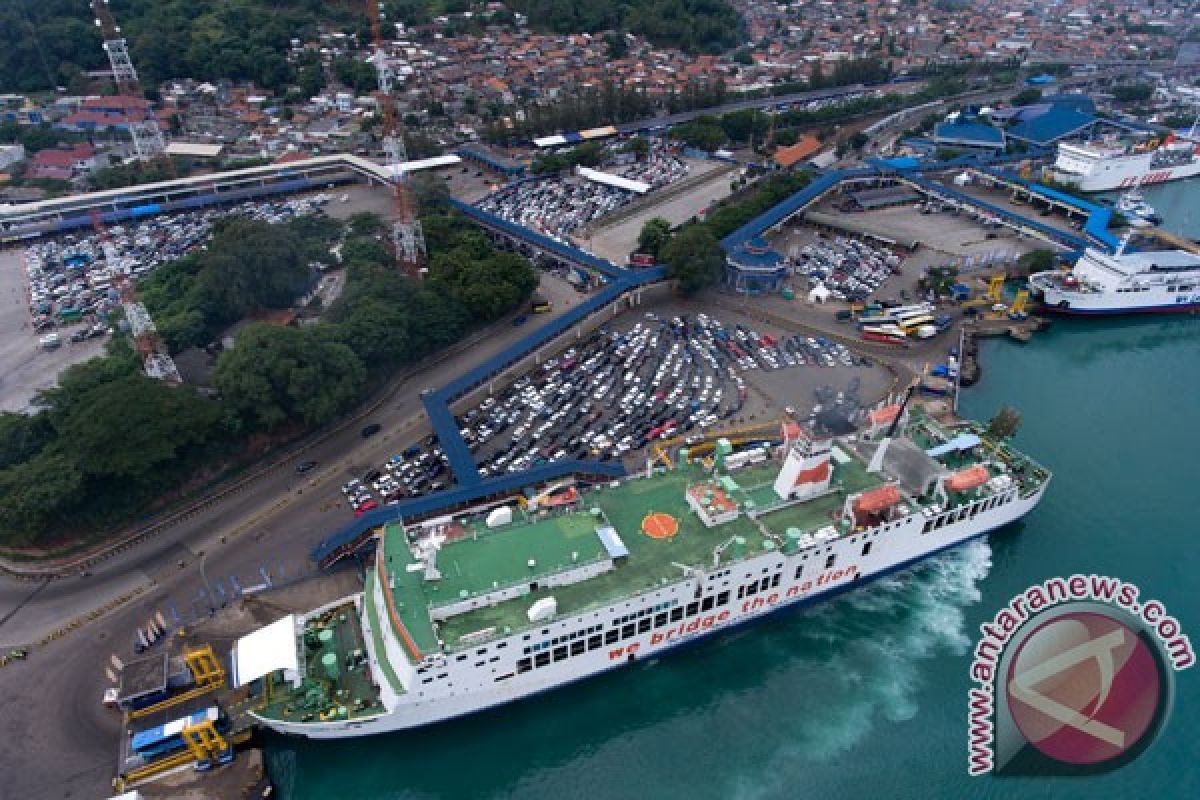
[728,539,993,798]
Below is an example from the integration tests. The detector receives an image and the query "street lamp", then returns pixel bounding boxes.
[199,552,216,615]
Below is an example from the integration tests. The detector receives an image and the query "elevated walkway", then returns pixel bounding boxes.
[968,167,1119,251]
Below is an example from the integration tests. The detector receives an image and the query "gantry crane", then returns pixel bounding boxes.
[366,0,426,277]
[90,0,166,160]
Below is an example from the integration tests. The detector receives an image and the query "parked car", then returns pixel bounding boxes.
[361,423,382,438]
[296,460,318,474]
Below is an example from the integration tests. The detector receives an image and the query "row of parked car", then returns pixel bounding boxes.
[791,234,904,303]
[340,435,454,515]
[23,195,332,335]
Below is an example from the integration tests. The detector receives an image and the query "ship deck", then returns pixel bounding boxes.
[412,456,885,651]
[254,601,386,725]
[380,414,1049,656]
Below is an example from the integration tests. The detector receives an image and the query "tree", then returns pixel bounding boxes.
[1016,249,1056,275]
[637,217,672,258]
[1011,88,1042,106]
[987,406,1022,439]
[54,375,223,481]
[214,324,367,430]
[662,225,725,294]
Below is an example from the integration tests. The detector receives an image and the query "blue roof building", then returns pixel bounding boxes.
[1006,106,1098,146]
[933,119,1006,151]
[724,240,788,294]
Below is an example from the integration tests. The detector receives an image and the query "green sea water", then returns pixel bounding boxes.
[266,316,1200,799]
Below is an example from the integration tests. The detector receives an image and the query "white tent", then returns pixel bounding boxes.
[808,284,832,304]
[231,614,299,687]
[575,166,651,194]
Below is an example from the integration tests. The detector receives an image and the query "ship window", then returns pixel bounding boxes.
[686,601,699,617]
[553,646,568,662]
[794,565,804,580]
[456,655,467,662]
[737,586,745,600]
[571,641,586,656]
[490,656,500,663]
[517,658,532,673]
[622,623,635,639]
[588,634,602,650]
[535,653,550,667]
[825,554,837,570]
[436,673,447,679]
[605,629,619,644]
[717,591,730,606]
[772,573,781,588]
[422,677,432,684]
[701,596,715,612]
[638,618,652,633]
[746,580,759,596]
[862,541,873,556]
[654,612,668,628]
[497,642,507,649]
[670,607,684,622]
[475,661,485,668]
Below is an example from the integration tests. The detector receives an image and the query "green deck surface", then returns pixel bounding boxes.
[383,412,1049,654]
[258,602,385,723]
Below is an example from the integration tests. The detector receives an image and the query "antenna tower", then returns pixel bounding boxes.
[91,1,166,160]
[366,0,425,276]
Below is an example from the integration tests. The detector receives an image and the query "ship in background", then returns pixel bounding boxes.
[1052,128,1200,192]
[1030,238,1200,314]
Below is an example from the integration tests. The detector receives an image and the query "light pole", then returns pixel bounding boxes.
[199,552,216,615]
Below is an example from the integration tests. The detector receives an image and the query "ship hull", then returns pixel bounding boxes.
[258,483,1047,740]
[1034,284,1200,315]
[1071,162,1200,192]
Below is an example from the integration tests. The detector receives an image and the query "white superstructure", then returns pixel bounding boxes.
[1030,246,1200,314]
[1052,140,1200,192]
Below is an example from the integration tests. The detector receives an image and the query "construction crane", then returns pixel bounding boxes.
[90,0,166,160]
[365,0,426,277]
[90,209,180,383]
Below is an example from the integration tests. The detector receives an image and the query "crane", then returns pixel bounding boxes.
[89,209,180,383]
[366,0,426,277]
[90,0,166,160]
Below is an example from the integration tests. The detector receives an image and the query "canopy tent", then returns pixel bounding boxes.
[231,614,299,687]
[575,166,651,194]
[808,284,832,304]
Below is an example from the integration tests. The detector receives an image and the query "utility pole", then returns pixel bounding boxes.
[366,0,426,277]
[91,0,166,160]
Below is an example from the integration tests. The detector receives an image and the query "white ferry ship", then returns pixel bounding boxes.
[233,408,1049,739]
[1029,246,1200,314]
[1052,137,1200,192]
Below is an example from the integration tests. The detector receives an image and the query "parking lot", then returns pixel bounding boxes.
[476,145,691,242]
[330,302,888,517]
[22,194,335,339]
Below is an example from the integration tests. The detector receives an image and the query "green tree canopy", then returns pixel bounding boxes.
[637,217,673,258]
[662,225,725,294]
[213,324,366,430]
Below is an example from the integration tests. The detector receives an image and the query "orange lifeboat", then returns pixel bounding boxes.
[946,464,990,493]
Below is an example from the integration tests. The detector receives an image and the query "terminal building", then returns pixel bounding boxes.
[723,236,789,294]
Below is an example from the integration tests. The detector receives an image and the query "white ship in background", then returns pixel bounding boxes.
[1030,241,1200,314]
[1052,131,1200,192]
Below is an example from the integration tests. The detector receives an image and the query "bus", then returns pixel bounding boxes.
[896,314,935,333]
[861,325,908,346]
[131,707,223,760]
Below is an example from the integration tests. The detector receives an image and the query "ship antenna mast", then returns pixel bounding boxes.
[367,0,425,277]
[90,0,166,160]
